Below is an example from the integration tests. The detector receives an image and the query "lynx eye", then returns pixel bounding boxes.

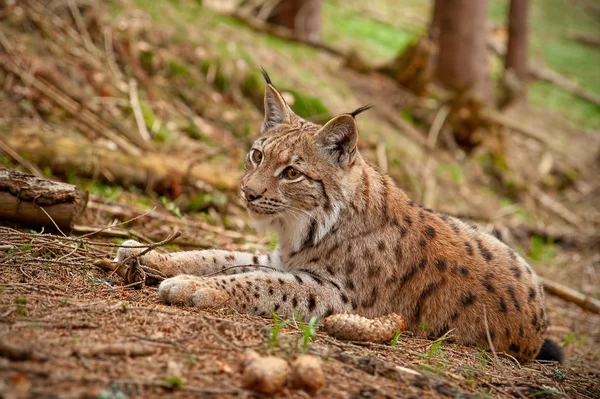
[282,167,302,180]
[250,149,263,164]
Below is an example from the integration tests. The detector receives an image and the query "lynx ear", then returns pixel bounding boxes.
[261,69,297,133]
[316,114,358,165]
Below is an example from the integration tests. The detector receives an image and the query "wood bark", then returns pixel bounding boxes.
[434,0,492,102]
[428,0,443,41]
[266,0,322,41]
[505,0,530,81]
[0,169,88,233]
[1,126,240,196]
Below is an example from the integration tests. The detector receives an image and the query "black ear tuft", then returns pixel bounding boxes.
[535,338,564,364]
[349,105,373,118]
[260,67,272,85]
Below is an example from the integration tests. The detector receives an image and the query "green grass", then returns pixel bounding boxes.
[266,311,288,352]
[295,312,319,353]
[488,0,600,129]
[322,1,417,63]
[424,330,452,359]
[527,235,556,262]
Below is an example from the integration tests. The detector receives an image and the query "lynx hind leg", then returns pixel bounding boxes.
[114,239,173,275]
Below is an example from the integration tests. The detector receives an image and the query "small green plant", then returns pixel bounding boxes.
[476,348,491,367]
[562,332,583,348]
[15,297,28,305]
[162,376,183,390]
[390,329,402,346]
[552,368,567,382]
[424,330,452,359]
[528,236,556,262]
[296,313,318,353]
[266,311,288,351]
[16,306,27,316]
[160,196,183,218]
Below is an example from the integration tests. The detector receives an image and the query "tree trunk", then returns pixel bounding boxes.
[267,0,322,42]
[505,0,530,81]
[499,0,530,107]
[428,0,443,41]
[0,169,88,233]
[434,0,491,102]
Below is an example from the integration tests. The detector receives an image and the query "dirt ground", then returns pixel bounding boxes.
[1,0,599,398]
[0,206,598,399]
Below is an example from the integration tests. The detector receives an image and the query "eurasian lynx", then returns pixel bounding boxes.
[116,71,562,363]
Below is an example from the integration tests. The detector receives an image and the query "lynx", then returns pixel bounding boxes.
[116,71,562,363]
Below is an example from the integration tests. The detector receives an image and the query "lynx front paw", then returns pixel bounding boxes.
[158,276,230,308]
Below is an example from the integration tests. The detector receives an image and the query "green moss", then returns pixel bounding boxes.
[140,51,154,73]
[286,90,330,124]
[167,60,189,78]
[186,192,227,212]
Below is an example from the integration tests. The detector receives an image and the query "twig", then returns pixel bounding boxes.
[529,62,600,108]
[529,186,584,230]
[483,307,527,399]
[73,225,131,238]
[482,108,556,151]
[66,0,98,56]
[76,342,156,357]
[0,226,159,248]
[542,278,600,314]
[103,25,127,92]
[87,201,255,241]
[0,139,45,177]
[421,105,450,208]
[37,205,67,237]
[128,78,151,142]
[78,207,156,239]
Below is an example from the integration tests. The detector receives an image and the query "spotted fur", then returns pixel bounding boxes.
[116,72,559,362]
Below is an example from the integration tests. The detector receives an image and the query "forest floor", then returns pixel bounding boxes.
[0,0,599,398]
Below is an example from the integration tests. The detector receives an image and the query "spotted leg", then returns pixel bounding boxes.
[158,269,352,319]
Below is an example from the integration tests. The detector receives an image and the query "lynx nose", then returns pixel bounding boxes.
[241,185,262,202]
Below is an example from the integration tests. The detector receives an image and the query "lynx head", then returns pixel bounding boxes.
[240,70,371,251]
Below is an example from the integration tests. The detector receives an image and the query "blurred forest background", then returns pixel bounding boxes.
[0,0,599,398]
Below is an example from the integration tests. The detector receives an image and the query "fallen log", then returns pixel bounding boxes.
[1,125,240,195]
[0,169,88,233]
